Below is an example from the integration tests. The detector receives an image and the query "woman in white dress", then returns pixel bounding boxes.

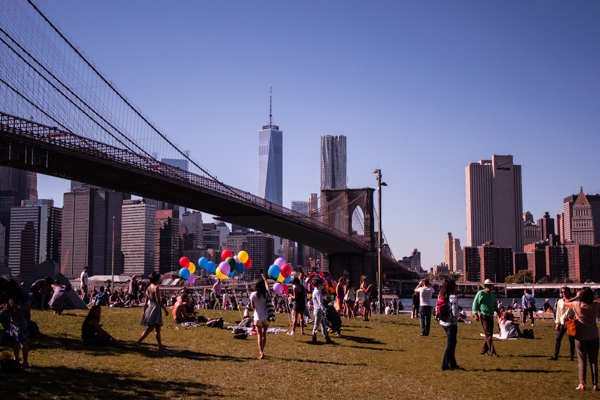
[134,272,169,350]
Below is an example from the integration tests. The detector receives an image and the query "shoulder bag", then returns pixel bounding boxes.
[565,305,580,337]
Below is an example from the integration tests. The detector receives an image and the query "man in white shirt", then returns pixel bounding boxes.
[80,267,89,301]
[415,279,435,336]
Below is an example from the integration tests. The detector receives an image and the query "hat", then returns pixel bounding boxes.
[481,279,494,287]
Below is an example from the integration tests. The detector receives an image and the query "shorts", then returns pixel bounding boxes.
[254,319,270,328]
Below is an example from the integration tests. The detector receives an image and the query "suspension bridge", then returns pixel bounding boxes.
[0,1,416,282]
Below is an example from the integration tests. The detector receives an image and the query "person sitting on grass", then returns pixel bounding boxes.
[324,298,342,336]
[82,305,117,345]
[457,306,468,323]
[109,290,124,308]
[48,283,72,315]
[173,293,198,324]
[94,286,109,306]
[498,308,522,339]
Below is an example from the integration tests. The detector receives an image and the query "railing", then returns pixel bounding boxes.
[1,111,371,251]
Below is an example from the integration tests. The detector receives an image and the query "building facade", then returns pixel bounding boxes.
[155,209,180,274]
[62,187,127,279]
[563,188,600,245]
[122,200,156,278]
[320,135,347,190]
[8,199,61,278]
[246,232,274,281]
[181,211,203,249]
[466,155,523,252]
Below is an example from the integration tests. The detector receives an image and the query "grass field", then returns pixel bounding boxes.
[0,307,594,399]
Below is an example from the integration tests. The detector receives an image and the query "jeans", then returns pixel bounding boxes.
[522,308,535,324]
[419,306,432,335]
[442,324,458,370]
[575,337,599,386]
[553,324,575,359]
[312,309,328,337]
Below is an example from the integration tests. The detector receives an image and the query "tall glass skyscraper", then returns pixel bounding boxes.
[320,135,347,190]
[258,86,283,205]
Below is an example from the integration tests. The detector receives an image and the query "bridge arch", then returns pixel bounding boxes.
[322,188,375,250]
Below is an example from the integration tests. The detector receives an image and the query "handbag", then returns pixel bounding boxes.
[565,317,578,336]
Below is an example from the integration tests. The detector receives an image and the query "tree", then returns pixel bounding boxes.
[505,269,533,284]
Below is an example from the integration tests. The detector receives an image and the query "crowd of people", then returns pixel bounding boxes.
[3,272,600,392]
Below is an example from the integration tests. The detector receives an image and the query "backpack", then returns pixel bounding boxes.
[436,296,450,322]
[523,329,535,339]
[526,295,536,311]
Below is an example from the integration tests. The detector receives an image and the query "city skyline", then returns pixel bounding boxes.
[26,1,600,269]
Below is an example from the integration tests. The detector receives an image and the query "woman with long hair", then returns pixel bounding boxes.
[335,276,346,315]
[250,279,270,359]
[290,277,306,336]
[360,276,374,321]
[82,305,117,345]
[344,279,356,319]
[134,272,169,350]
[438,279,460,371]
[565,287,600,391]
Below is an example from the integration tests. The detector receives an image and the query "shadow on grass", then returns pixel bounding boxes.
[470,368,567,373]
[278,357,368,367]
[0,365,221,399]
[337,334,385,346]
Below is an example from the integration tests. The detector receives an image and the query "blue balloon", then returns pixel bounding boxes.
[228,269,235,278]
[198,257,208,269]
[206,261,216,273]
[235,262,245,274]
[283,275,291,284]
[180,267,191,280]
[268,264,281,280]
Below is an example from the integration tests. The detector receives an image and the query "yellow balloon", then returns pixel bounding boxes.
[277,274,284,283]
[215,267,227,280]
[238,251,249,264]
[188,262,196,274]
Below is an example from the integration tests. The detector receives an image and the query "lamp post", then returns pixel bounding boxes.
[373,169,387,314]
[111,216,115,288]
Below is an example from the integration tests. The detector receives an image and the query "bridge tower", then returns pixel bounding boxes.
[321,188,378,287]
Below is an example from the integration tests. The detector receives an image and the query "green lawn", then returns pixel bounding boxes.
[0,308,592,399]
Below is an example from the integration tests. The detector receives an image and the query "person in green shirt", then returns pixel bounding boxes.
[472,279,500,357]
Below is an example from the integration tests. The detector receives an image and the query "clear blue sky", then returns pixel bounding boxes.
[33,1,600,270]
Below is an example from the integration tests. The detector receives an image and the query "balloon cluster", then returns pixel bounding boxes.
[196,250,252,281]
[268,257,292,294]
[179,257,197,285]
[305,271,337,298]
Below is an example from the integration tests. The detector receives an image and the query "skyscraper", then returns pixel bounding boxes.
[155,209,180,274]
[122,200,156,278]
[8,199,61,278]
[62,187,127,279]
[258,86,283,206]
[320,135,347,190]
[466,155,523,252]
[563,187,600,245]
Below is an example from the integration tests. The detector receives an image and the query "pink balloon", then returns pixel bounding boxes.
[234,256,239,263]
[274,257,286,268]
[219,261,231,275]
[273,282,283,294]
[188,274,196,285]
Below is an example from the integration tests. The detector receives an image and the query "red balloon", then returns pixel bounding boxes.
[244,258,252,269]
[282,284,289,294]
[179,257,190,268]
[221,249,233,261]
[280,264,292,279]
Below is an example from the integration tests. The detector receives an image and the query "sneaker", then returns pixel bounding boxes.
[549,357,558,361]
[288,331,295,336]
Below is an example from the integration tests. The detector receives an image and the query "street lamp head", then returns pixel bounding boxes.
[381,182,388,187]
[372,169,380,174]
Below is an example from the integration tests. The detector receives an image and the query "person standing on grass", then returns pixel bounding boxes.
[564,287,600,391]
[80,267,89,302]
[134,272,169,351]
[472,279,500,357]
[250,279,270,359]
[412,290,420,319]
[344,279,356,319]
[360,275,374,321]
[415,278,434,336]
[312,278,334,344]
[549,286,575,361]
[438,279,460,371]
[289,277,306,336]
[335,276,346,315]
[521,289,536,327]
